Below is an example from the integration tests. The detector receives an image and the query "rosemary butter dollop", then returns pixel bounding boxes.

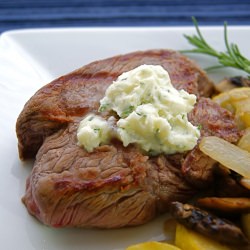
[77,114,112,152]
[78,64,200,154]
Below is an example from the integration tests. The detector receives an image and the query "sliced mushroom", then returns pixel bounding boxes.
[197,197,250,213]
[230,76,250,87]
[170,201,249,245]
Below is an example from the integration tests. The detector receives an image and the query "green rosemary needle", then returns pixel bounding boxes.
[182,17,250,77]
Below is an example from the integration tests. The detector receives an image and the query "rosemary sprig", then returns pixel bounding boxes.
[182,17,250,77]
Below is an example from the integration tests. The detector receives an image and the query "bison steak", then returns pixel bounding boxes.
[16,49,239,228]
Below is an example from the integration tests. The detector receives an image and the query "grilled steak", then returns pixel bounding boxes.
[183,97,241,188]
[16,49,214,160]
[17,49,239,228]
[23,129,196,228]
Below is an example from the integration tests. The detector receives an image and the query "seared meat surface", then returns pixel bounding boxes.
[17,49,240,228]
[183,97,241,188]
[23,123,195,228]
[16,49,214,160]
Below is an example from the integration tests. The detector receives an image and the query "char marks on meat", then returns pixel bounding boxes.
[17,49,239,228]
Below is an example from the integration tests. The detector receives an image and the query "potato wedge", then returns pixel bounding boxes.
[125,241,181,250]
[175,223,232,250]
[197,197,250,213]
[238,128,250,153]
[199,136,250,178]
[212,87,250,106]
[237,130,250,190]
[213,87,250,128]
[234,99,250,128]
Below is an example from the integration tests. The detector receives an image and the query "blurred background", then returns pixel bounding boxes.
[1,0,250,34]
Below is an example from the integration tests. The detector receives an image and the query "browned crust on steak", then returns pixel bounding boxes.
[17,49,222,228]
[16,49,214,160]
[183,97,241,188]
[22,121,195,228]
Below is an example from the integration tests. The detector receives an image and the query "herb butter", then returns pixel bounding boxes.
[77,114,112,152]
[78,64,200,154]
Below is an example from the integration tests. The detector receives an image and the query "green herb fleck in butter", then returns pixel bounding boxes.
[78,65,200,154]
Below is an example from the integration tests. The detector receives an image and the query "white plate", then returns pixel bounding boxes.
[0,26,249,250]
